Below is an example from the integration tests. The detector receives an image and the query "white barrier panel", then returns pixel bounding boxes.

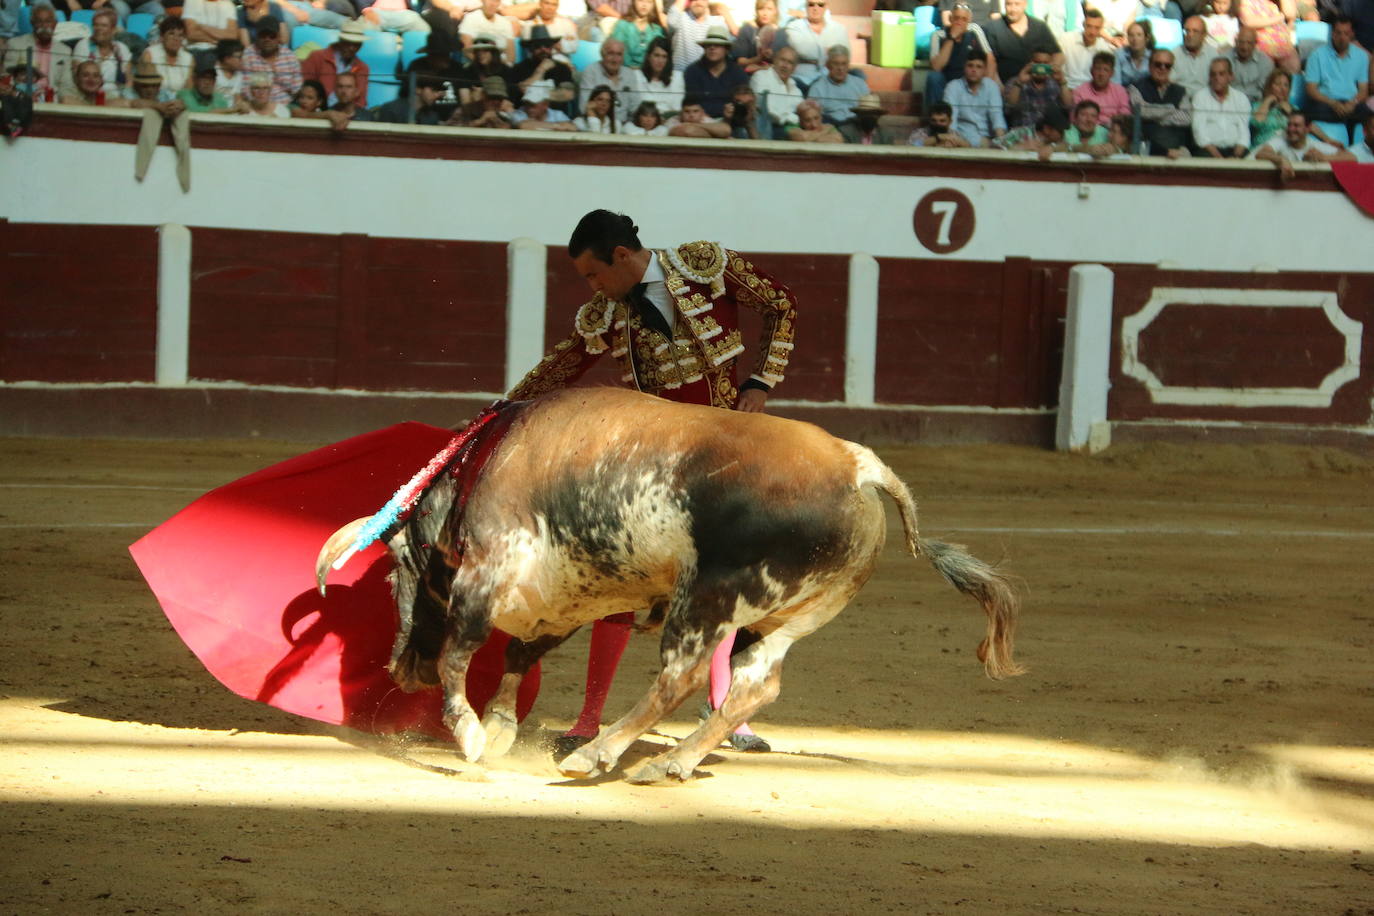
[156,223,191,386]
[1056,264,1114,453]
[846,253,879,407]
[505,238,547,395]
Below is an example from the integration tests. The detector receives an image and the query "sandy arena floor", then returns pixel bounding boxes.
[2,434,1373,915]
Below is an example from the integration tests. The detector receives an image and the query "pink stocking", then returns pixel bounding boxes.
[709,629,755,737]
[564,613,634,738]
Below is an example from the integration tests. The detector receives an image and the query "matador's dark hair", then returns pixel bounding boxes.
[567,210,643,264]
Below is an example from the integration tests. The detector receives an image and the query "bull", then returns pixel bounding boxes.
[316,387,1024,783]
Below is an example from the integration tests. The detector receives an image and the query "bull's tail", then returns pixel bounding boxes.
[853,444,1026,680]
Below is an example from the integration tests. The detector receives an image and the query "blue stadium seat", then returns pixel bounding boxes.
[358,32,400,78]
[400,29,428,68]
[1294,19,1329,47]
[570,39,601,72]
[291,24,339,51]
[915,15,937,60]
[1312,120,1353,146]
[367,78,401,107]
[69,8,95,27]
[126,12,157,39]
[1288,71,1304,106]
[1141,15,1182,50]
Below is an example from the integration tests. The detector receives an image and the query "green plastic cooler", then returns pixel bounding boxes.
[870,11,918,68]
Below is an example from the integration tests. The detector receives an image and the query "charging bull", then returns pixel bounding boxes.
[317,387,1024,783]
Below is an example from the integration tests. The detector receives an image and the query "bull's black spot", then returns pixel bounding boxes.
[529,468,647,580]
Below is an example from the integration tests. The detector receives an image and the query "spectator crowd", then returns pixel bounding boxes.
[1,0,1369,164]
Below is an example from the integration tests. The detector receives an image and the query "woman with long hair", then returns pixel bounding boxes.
[1114,19,1153,86]
[456,36,510,106]
[637,36,684,117]
[291,79,328,113]
[575,84,618,132]
[610,0,666,69]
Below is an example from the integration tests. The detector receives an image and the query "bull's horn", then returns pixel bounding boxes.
[315,517,371,596]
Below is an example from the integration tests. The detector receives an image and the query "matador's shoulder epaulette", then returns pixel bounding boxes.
[574,296,615,354]
[664,241,726,287]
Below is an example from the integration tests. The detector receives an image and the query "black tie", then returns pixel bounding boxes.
[627,282,672,339]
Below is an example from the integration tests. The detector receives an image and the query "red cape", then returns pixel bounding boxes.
[129,422,540,740]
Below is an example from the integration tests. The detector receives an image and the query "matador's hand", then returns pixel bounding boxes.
[736,388,767,413]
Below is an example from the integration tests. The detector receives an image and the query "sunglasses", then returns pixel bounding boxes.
[1151,61,1172,69]
[807,2,826,6]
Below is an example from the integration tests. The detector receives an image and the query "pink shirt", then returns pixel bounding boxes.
[1071,80,1131,124]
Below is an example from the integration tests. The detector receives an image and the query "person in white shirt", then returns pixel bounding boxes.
[1249,110,1354,179]
[780,0,847,85]
[637,35,684,115]
[1190,57,1251,157]
[65,9,131,95]
[667,0,731,72]
[577,38,643,121]
[1059,7,1113,90]
[214,38,245,100]
[1172,16,1218,95]
[183,0,240,52]
[750,42,802,135]
[621,99,669,133]
[460,0,518,60]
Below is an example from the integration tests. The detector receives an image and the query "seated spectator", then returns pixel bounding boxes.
[722,82,760,137]
[937,0,998,28]
[667,0,730,74]
[520,0,578,65]
[1248,68,1342,148]
[509,26,573,106]
[275,0,353,35]
[1249,109,1355,178]
[331,71,374,120]
[669,92,731,136]
[302,21,371,107]
[290,77,330,113]
[66,9,131,96]
[610,0,666,69]
[177,59,243,111]
[1301,17,1370,146]
[454,74,515,127]
[639,36,685,117]
[944,49,1005,146]
[1225,26,1272,104]
[908,100,968,146]
[1,5,71,99]
[237,0,289,48]
[1004,49,1064,128]
[245,71,291,116]
[404,31,466,114]
[1063,99,1107,148]
[214,39,245,101]
[839,92,901,143]
[578,39,642,123]
[751,42,801,136]
[1202,0,1240,48]
[785,97,842,141]
[142,15,195,94]
[1083,112,1134,156]
[1070,51,1130,123]
[59,60,110,105]
[992,108,1068,159]
[926,3,994,117]
[185,0,240,52]
[1236,0,1298,75]
[782,0,849,86]
[805,46,867,125]
[510,78,576,128]
[118,60,192,191]
[460,0,517,60]
[457,37,512,107]
[1129,48,1192,157]
[373,73,448,123]
[683,24,748,119]
[1191,57,1251,156]
[362,0,432,35]
[1115,20,1153,88]
[622,99,668,134]
[1173,17,1218,94]
[1091,0,1138,46]
[732,0,779,74]
[118,61,181,108]
[984,0,1061,87]
[241,19,302,104]
[577,84,619,131]
[1060,8,1113,91]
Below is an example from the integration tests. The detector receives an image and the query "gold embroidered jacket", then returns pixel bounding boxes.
[507,241,797,410]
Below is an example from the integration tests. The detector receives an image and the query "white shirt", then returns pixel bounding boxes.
[1171,45,1217,95]
[666,7,725,71]
[143,43,194,92]
[1060,31,1114,89]
[781,18,849,83]
[216,66,243,100]
[750,65,802,125]
[637,70,684,115]
[1189,85,1250,150]
[68,38,131,93]
[577,61,643,122]
[459,11,516,55]
[183,0,237,49]
[1247,133,1341,162]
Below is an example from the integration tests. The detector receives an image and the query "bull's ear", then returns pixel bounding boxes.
[315,517,371,595]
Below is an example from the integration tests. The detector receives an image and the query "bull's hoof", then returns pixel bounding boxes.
[625,757,693,785]
[552,733,594,760]
[481,709,519,759]
[556,747,603,779]
[450,712,487,763]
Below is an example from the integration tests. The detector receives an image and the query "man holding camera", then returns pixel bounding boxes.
[1003,49,1064,128]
